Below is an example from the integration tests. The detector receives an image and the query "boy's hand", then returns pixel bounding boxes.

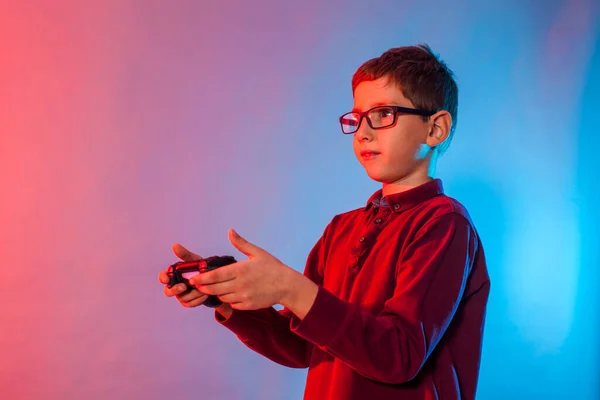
[158,244,209,308]
[189,229,294,311]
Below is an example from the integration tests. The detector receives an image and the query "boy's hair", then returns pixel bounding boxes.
[352,44,458,155]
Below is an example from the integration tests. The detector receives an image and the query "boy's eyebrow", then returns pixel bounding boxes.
[351,101,398,112]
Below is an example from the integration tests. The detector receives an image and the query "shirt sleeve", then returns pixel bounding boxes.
[214,220,332,368]
[289,212,476,383]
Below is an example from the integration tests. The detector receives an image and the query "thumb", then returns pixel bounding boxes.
[228,229,263,258]
[172,243,203,262]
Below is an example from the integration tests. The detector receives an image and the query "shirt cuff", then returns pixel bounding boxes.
[289,286,352,347]
[214,308,256,336]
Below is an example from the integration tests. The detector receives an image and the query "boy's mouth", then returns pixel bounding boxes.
[360,150,380,160]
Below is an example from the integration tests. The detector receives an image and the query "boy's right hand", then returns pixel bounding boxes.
[158,244,209,308]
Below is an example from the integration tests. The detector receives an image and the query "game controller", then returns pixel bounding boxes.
[167,255,237,308]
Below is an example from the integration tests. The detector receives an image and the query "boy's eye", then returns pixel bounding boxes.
[378,108,394,118]
[371,108,394,120]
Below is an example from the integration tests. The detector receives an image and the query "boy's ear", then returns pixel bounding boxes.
[426,110,452,147]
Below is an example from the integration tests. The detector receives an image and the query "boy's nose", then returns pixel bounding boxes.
[355,124,374,141]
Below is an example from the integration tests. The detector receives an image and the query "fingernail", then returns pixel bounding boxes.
[232,229,240,238]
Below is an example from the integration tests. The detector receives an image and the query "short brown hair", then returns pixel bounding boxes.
[352,44,458,154]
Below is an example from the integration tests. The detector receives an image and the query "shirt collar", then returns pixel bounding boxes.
[364,179,444,213]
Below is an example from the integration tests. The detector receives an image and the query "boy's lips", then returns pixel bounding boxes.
[360,150,380,160]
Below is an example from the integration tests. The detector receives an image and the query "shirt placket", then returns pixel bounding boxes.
[341,206,391,298]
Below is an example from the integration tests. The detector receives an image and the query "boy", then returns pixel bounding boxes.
[159,44,490,400]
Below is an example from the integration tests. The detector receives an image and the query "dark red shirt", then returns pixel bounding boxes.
[216,179,490,399]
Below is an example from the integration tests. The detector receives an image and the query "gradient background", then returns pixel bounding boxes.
[1,1,599,399]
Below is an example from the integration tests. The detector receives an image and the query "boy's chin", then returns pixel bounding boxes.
[365,169,392,183]
[366,169,413,185]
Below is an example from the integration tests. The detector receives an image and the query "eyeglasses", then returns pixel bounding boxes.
[339,105,436,134]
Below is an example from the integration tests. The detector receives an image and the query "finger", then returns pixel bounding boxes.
[176,288,207,303]
[190,264,238,286]
[217,292,242,304]
[164,283,188,297]
[158,269,170,284]
[229,300,250,311]
[172,243,203,262]
[180,294,209,308]
[195,280,236,296]
[228,229,263,258]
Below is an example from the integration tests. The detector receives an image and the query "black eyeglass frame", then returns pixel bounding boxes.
[339,105,437,134]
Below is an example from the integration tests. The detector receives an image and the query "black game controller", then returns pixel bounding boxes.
[167,255,237,308]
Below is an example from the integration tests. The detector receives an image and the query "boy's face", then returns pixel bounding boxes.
[352,77,431,185]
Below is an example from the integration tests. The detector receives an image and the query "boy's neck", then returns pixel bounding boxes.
[382,155,437,197]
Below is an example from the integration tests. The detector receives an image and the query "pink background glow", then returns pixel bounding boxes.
[1,1,599,399]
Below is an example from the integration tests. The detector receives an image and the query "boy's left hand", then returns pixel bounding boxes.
[189,229,293,310]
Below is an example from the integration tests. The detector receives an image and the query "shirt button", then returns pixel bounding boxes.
[393,204,400,210]
[359,236,366,243]
[375,218,382,224]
